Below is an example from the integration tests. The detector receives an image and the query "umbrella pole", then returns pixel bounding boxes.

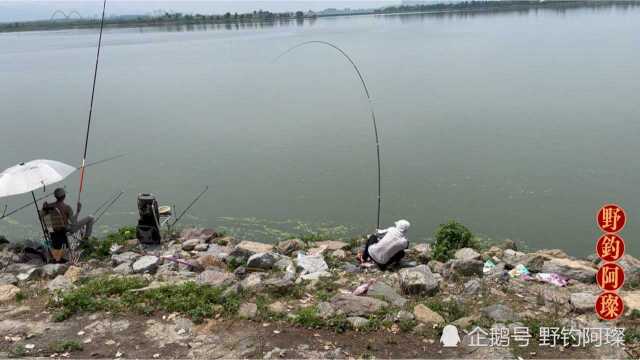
[31,191,49,241]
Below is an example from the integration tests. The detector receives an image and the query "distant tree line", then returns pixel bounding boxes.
[0,1,638,33]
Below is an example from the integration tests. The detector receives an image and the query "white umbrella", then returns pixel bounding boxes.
[0,159,76,239]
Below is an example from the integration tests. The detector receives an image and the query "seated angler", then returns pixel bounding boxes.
[358,219,410,270]
[41,188,95,262]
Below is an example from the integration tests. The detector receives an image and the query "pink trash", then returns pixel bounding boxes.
[535,273,569,287]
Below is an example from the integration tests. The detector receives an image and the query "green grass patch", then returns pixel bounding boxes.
[424,299,467,323]
[50,276,240,324]
[630,309,640,320]
[48,340,83,353]
[8,344,26,358]
[80,226,136,259]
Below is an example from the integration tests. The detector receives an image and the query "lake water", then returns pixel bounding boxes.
[1,5,639,257]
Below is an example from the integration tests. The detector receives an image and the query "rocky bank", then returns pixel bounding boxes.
[0,228,639,359]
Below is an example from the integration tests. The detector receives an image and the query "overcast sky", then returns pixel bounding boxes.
[0,1,405,22]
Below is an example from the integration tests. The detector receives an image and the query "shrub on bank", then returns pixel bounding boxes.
[431,220,476,262]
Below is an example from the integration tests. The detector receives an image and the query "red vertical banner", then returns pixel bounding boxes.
[595,204,626,321]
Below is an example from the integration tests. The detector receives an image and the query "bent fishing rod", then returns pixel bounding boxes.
[274,41,382,228]
[77,0,107,213]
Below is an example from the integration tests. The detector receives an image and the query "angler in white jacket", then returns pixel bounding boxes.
[358,219,410,270]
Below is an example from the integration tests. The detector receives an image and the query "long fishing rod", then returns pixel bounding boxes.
[77,0,107,213]
[81,153,126,169]
[171,186,209,227]
[274,41,382,228]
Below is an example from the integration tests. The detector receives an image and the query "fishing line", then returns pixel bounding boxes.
[94,190,124,223]
[171,186,209,227]
[77,0,107,211]
[274,41,382,228]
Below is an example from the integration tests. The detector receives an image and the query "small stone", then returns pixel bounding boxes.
[276,239,305,255]
[296,254,328,275]
[481,304,518,322]
[317,302,335,319]
[570,292,597,313]
[395,310,415,322]
[16,267,42,281]
[413,304,445,324]
[113,262,133,275]
[330,294,387,316]
[331,249,347,259]
[463,279,482,296]
[445,259,484,277]
[398,265,439,296]
[0,273,18,285]
[268,301,287,315]
[111,251,140,266]
[0,284,20,302]
[541,258,596,283]
[238,303,258,319]
[230,241,274,260]
[247,252,279,270]
[132,255,160,274]
[454,248,481,261]
[367,281,407,307]
[240,273,266,292]
[41,263,69,278]
[196,270,235,287]
[63,266,82,283]
[47,275,73,292]
[182,239,201,251]
[347,316,369,330]
[194,243,209,252]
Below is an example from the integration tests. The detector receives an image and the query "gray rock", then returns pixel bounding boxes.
[132,255,160,274]
[182,239,201,251]
[502,239,517,250]
[454,248,481,261]
[463,279,482,296]
[317,302,335,319]
[618,254,640,283]
[16,267,42,281]
[368,281,407,307]
[276,239,305,255]
[240,273,266,292]
[427,260,444,274]
[196,270,235,287]
[194,243,209,252]
[541,258,596,283]
[446,259,484,277]
[481,304,518,322]
[113,262,133,275]
[204,244,231,260]
[247,252,279,270]
[330,294,387,316]
[238,303,258,319]
[179,228,217,243]
[41,263,68,279]
[47,275,73,292]
[395,310,415,322]
[296,254,328,275]
[299,271,331,281]
[5,263,37,274]
[111,251,140,266]
[230,241,274,261]
[413,304,445,324]
[412,243,432,262]
[0,273,18,285]
[263,277,294,294]
[398,265,439,296]
[570,292,597,313]
[502,249,527,267]
[267,301,287,315]
[347,316,369,330]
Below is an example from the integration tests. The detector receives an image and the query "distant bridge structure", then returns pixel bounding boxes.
[50,10,83,21]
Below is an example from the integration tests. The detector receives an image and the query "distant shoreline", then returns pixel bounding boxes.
[0,0,637,34]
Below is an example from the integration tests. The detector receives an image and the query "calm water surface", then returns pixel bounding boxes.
[1,6,639,256]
